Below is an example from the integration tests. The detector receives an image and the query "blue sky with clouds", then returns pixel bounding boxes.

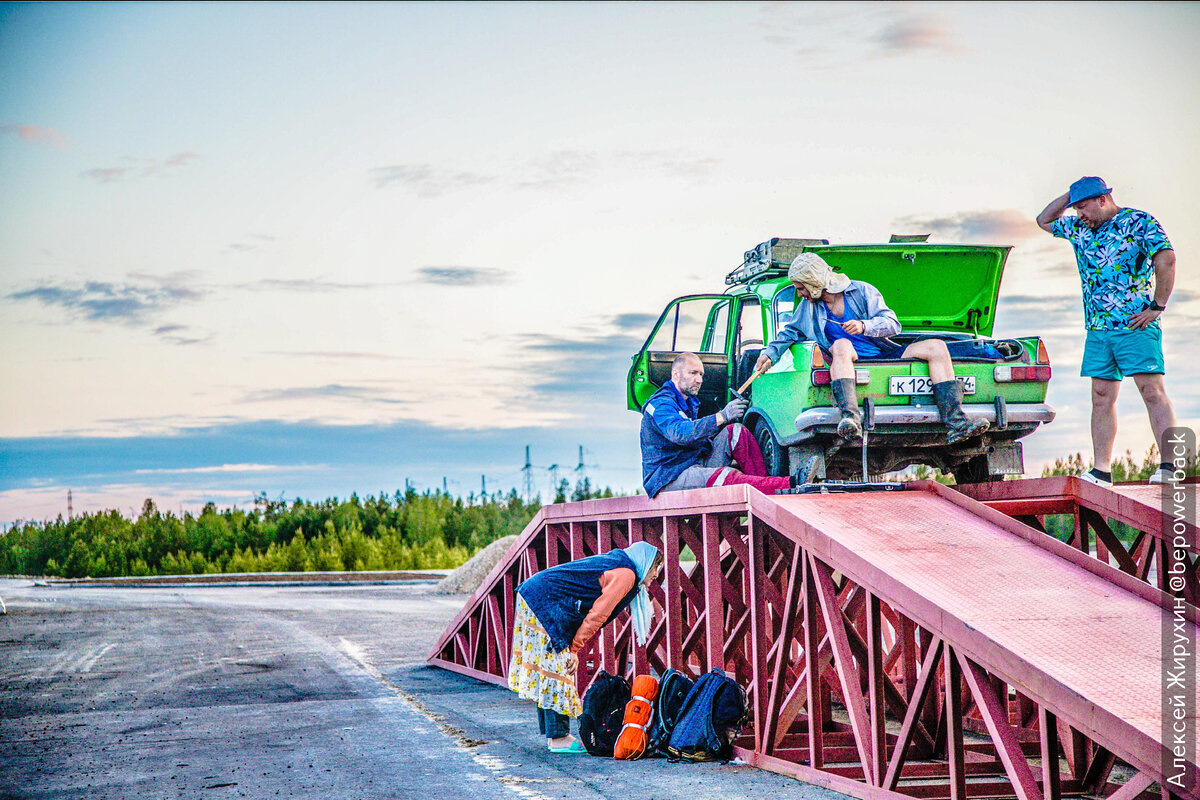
[2,2,1198,521]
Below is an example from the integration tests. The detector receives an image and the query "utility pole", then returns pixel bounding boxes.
[481,474,486,499]
[443,476,448,494]
[522,445,535,504]
[67,490,73,520]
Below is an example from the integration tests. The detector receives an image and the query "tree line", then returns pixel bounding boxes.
[1,450,1192,579]
[0,479,614,579]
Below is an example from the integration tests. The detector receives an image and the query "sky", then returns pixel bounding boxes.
[2,2,1198,523]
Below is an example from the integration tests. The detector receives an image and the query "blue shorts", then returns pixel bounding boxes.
[1081,327,1164,381]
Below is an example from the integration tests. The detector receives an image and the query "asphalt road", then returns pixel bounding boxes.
[0,579,848,800]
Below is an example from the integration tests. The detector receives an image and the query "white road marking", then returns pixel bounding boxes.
[337,637,554,800]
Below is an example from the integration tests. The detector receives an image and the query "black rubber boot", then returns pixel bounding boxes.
[932,380,989,444]
[830,378,863,440]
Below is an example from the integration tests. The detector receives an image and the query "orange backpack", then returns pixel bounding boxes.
[613,674,660,760]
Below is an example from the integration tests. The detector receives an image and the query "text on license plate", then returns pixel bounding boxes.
[888,376,975,396]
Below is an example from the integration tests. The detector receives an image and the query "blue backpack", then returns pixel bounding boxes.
[665,668,748,762]
[645,668,695,756]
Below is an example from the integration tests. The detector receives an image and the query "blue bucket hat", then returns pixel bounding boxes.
[1068,176,1112,207]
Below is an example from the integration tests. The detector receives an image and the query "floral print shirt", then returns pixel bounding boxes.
[1052,208,1172,330]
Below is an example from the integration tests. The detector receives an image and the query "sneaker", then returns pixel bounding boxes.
[1148,467,1174,484]
[1079,470,1112,486]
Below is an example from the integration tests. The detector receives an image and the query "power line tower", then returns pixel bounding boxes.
[67,489,73,520]
[575,445,589,481]
[522,445,535,504]
[548,463,561,500]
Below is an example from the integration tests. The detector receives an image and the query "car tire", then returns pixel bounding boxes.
[753,418,788,477]
[951,455,1000,485]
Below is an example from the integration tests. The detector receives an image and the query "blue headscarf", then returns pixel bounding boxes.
[623,542,660,646]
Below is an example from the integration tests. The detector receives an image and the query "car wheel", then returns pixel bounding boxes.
[951,455,999,485]
[753,418,787,477]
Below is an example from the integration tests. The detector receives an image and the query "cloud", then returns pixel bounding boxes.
[80,152,200,183]
[615,150,721,179]
[133,463,293,476]
[8,273,204,325]
[238,384,413,405]
[992,293,1082,336]
[152,324,210,346]
[81,167,133,183]
[266,350,408,361]
[511,312,652,408]
[371,149,720,196]
[246,277,382,292]
[872,9,963,56]
[758,4,966,66]
[369,163,495,196]
[518,150,598,190]
[413,267,513,287]
[0,122,67,148]
[892,209,1042,243]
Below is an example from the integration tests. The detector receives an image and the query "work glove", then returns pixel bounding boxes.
[720,397,748,423]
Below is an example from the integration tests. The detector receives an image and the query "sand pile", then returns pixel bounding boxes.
[434,535,518,595]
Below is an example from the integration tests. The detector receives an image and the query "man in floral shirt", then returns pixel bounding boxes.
[1037,176,1177,485]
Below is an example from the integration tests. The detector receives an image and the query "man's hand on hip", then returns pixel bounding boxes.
[1128,308,1162,330]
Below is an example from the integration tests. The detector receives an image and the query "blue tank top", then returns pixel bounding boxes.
[824,304,883,357]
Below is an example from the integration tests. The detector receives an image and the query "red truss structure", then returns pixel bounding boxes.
[428,480,1199,800]
[956,476,1199,603]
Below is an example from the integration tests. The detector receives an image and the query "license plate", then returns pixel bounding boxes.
[888,375,975,396]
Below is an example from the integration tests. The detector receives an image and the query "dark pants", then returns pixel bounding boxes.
[537,706,569,738]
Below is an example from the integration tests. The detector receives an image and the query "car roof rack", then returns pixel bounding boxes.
[726,237,830,285]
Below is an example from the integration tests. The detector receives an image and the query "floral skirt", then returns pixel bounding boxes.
[507,595,582,718]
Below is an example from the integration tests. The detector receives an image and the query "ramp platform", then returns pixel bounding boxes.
[429,479,1199,800]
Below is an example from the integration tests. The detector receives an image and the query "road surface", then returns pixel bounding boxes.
[0,578,847,800]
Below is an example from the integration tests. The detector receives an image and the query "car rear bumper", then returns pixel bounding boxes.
[791,402,1056,439]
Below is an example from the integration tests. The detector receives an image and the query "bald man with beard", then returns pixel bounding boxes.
[640,352,795,497]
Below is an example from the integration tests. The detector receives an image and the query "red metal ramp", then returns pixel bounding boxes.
[429,481,1199,800]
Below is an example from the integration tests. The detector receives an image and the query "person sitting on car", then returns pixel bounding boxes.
[753,252,989,445]
[641,352,795,497]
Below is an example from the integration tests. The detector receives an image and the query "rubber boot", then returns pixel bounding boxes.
[830,378,863,440]
[932,380,989,444]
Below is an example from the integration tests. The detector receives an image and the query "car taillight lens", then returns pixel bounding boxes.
[994,365,1052,382]
[811,369,869,386]
[811,348,826,368]
[1036,340,1049,365]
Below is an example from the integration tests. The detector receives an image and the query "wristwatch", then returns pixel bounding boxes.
[1149,300,1166,311]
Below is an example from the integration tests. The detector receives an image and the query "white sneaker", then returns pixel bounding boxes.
[1079,470,1112,486]
[1148,467,1174,484]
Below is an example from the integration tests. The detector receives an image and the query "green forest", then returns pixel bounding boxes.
[0,479,613,580]
[0,449,1193,580]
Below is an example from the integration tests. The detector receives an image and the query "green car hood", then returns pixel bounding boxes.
[804,244,1010,337]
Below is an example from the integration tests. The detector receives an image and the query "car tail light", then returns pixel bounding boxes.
[811,348,826,368]
[811,369,869,386]
[994,365,1052,382]
[1036,340,1049,365]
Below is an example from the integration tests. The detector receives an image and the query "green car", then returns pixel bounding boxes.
[627,237,1056,484]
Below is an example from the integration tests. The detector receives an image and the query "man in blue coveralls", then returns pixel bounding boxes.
[1037,176,1177,485]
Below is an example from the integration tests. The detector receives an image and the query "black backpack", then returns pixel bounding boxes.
[578,670,630,756]
[665,668,749,762]
[645,668,694,756]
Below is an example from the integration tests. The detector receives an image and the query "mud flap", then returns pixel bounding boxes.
[986,441,1024,475]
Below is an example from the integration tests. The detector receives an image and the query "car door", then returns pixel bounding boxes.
[627,295,731,416]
